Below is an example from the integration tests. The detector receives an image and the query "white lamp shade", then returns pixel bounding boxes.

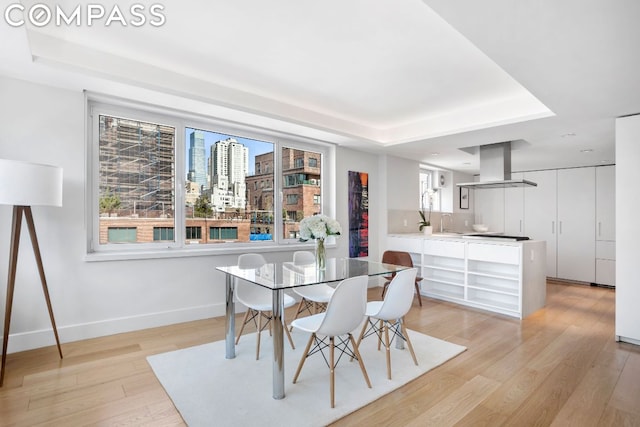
[0,159,63,207]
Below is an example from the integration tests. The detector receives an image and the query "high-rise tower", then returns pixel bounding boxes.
[210,138,248,210]
[188,130,207,191]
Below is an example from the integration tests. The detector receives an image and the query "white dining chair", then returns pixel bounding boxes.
[356,267,419,380]
[235,253,296,359]
[289,251,336,330]
[291,275,371,408]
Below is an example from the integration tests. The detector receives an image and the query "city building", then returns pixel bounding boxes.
[246,148,321,239]
[210,138,248,211]
[188,130,207,191]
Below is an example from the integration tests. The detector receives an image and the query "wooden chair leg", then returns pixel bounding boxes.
[289,298,307,331]
[284,320,295,350]
[384,322,392,379]
[293,333,315,383]
[355,317,368,349]
[256,312,262,360]
[350,334,372,389]
[414,281,423,306]
[377,319,383,351]
[381,280,390,299]
[235,309,251,345]
[400,320,418,365]
[330,337,335,408]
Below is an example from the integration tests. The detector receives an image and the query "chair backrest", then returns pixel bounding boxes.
[238,253,267,269]
[316,275,368,337]
[293,250,315,265]
[375,268,418,320]
[381,250,414,268]
[236,253,269,302]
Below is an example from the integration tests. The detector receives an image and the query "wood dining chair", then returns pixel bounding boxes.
[381,250,423,307]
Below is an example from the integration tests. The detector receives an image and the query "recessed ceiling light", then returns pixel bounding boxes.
[431,152,439,156]
[561,132,576,138]
[580,149,594,153]
[463,162,471,165]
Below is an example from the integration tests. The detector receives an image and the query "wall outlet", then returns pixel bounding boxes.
[403,219,408,227]
[464,220,469,227]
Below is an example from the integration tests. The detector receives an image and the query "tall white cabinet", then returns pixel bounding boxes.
[556,168,596,283]
[596,165,615,286]
[523,169,558,278]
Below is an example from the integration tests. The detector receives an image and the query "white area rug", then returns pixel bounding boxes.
[147,328,466,427]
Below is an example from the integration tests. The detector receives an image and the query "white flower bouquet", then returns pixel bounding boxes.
[298,214,342,241]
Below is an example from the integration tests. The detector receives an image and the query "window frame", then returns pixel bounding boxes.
[85,93,335,260]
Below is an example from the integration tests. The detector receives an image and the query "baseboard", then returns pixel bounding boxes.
[616,335,640,346]
[2,303,226,354]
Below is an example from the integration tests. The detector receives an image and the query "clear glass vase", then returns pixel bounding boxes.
[315,238,326,270]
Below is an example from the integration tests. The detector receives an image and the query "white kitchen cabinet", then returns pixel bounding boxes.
[421,239,466,301]
[557,167,595,283]
[595,165,615,286]
[387,234,546,319]
[504,172,525,236]
[524,169,558,277]
[596,165,615,241]
[595,241,615,286]
[386,234,423,271]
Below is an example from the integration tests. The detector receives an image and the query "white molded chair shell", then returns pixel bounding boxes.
[292,250,335,302]
[293,284,334,303]
[357,267,419,379]
[289,251,336,329]
[293,275,368,337]
[291,275,372,407]
[318,275,368,336]
[293,250,316,265]
[367,268,418,320]
[235,253,295,359]
[238,253,268,269]
[236,253,295,309]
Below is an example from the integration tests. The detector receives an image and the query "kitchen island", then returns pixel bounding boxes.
[387,233,547,319]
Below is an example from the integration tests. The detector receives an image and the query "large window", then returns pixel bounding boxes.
[88,97,333,256]
[419,167,440,213]
[97,115,175,245]
[153,227,174,241]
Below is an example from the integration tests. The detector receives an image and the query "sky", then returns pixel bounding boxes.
[186,128,273,176]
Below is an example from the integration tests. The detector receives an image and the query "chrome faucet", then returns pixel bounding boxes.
[440,213,452,233]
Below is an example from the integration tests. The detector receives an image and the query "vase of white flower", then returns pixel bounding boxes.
[298,214,342,270]
[315,238,326,270]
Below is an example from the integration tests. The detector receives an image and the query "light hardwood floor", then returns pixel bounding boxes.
[1,281,639,426]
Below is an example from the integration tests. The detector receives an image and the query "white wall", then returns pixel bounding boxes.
[0,75,377,353]
[336,147,380,262]
[615,114,640,345]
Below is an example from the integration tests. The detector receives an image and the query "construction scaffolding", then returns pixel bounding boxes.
[99,115,175,218]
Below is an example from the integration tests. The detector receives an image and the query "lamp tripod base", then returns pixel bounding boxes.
[1,206,63,387]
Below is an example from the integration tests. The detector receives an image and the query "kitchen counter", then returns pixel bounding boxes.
[388,232,540,243]
[386,234,547,318]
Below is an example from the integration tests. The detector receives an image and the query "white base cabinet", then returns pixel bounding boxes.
[387,234,547,319]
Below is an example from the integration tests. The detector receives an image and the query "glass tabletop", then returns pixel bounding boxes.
[216,258,410,290]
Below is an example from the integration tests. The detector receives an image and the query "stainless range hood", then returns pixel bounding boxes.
[456,141,537,189]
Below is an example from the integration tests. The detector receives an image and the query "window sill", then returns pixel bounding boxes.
[83,241,333,262]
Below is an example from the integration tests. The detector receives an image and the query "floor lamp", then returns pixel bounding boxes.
[0,159,64,386]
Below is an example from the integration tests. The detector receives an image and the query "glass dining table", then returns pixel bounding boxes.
[216,257,410,400]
